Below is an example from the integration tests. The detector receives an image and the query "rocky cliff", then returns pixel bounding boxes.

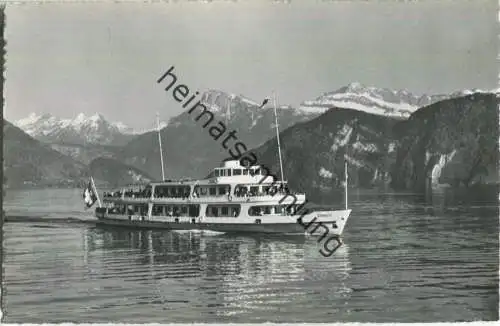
[391,93,498,192]
[250,107,399,201]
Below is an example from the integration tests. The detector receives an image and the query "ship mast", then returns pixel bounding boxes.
[157,112,165,181]
[226,96,232,125]
[273,91,285,182]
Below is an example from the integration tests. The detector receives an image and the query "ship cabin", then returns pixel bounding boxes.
[103,159,293,201]
[205,159,275,184]
[100,159,304,219]
[102,201,303,220]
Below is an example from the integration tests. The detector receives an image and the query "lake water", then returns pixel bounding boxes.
[2,187,499,323]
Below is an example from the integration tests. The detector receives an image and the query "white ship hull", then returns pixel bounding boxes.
[91,158,353,238]
[95,209,351,236]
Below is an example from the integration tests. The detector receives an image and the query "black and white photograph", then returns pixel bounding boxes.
[1,0,498,323]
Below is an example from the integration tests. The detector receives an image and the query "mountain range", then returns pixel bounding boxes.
[299,82,497,118]
[3,120,89,188]
[114,89,320,179]
[15,83,495,145]
[5,83,499,194]
[252,92,498,203]
[14,112,137,146]
[3,119,152,188]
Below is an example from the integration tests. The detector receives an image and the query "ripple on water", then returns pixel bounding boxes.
[3,189,499,322]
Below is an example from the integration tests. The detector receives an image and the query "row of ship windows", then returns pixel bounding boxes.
[106,204,300,217]
[212,168,264,177]
[104,184,291,199]
[153,184,289,198]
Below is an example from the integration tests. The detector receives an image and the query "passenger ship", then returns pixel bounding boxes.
[92,93,351,236]
[94,159,351,235]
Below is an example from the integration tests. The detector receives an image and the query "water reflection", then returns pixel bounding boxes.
[5,187,497,322]
[415,185,499,214]
[83,226,352,317]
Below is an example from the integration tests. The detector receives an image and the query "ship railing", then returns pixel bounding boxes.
[103,191,124,198]
[150,193,305,203]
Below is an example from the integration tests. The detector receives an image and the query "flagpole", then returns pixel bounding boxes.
[273,91,285,183]
[90,176,102,208]
[157,112,166,181]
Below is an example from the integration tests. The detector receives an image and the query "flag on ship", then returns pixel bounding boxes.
[259,97,270,108]
[83,178,98,209]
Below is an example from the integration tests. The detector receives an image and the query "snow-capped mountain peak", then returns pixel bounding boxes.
[200,89,272,113]
[70,113,106,131]
[298,83,496,118]
[342,81,365,93]
[14,112,135,146]
[113,121,136,134]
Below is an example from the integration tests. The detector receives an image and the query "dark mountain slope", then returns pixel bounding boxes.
[3,120,89,188]
[89,157,153,188]
[49,142,121,165]
[249,108,399,201]
[115,94,318,179]
[391,93,499,192]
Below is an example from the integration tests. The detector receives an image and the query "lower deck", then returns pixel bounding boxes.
[95,207,351,236]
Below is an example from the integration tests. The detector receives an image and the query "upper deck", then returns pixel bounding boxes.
[202,159,275,184]
[102,160,301,203]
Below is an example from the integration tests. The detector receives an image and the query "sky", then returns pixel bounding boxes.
[4,0,497,130]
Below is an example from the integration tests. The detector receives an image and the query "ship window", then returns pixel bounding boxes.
[249,206,263,216]
[207,204,239,217]
[152,205,162,216]
[250,186,259,196]
[235,185,247,197]
[181,205,188,215]
[227,169,232,176]
[209,187,217,196]
[243,169,249,175]
[275,206,283,214]
[188,205,200,217]
[264,206,271,215]
[234,169,242,175]
[255,169,260,175]
[214,169,220,177]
